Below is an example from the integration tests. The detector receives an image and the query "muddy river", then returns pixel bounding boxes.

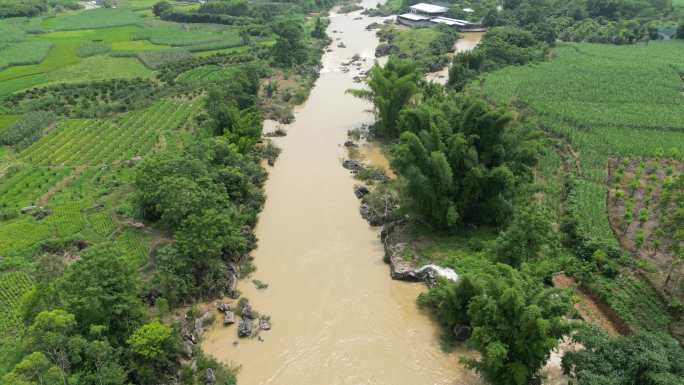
[203,4,482,385]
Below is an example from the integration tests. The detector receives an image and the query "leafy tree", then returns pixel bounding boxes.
[59,246,144,344]
[135,152,212,223]
[152,1,173,17]
[311,16,327,39]
[391,94,537,229]
[562,327,684,385]
[2,352,62,385]
[677,22,684,39]
[24,310,86,384]
[420,265,572,385]
[495,204,555,268]
[417,274,484,330]
[173,207,249,297]
[127,321,180,385]
[348,57,420,138]
[272,19,308,67]
[80,327,127,385]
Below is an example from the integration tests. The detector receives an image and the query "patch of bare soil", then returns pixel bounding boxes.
[552,273,625,336]
[606,157,684,301]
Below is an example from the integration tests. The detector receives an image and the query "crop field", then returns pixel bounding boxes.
[481,41,684,335]
[177,64,242,83]
[0,98,201,258]
[132,21,242,47]
[0,166,72,209]
[0,114,17,133]
[42,8,143,31]
[137,49,194,68]
[482,41,684,242]
[48,55,153,82]
[0,40,53,70]
[484,43,684,132]
[20,99,200,166]
[76,40,112,57]
[0,271,33,336]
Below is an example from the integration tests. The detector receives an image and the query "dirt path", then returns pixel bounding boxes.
[37,165,85,206]
[553,273,624,336]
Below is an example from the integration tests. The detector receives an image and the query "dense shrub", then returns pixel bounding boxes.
[4,78,163,118]
[391,94,539,229]
[0,111,55,150]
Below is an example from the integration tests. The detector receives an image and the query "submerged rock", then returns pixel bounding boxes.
[354,185,369,199]
[342,159,364,172]
[182,340,194,358]
[375,43,398,57]
[359,204,385,226]
[238,319,252,338]
[240,303,254,319]
[259,317,272,331]
[223,311,236,326]
[386,242,420,281]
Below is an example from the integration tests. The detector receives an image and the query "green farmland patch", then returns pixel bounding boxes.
[177,64,241,84]
[0,40,53,70]
[42,8,143,31]
[481,41,684,334]
[0,271,33,336]
[137,49,193,68]
[0,99,202,259]
[482,41,684,243]
[132,22,241,47]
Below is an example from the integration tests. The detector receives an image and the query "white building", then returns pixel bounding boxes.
[409,3,448,16]
[397,3,486,31]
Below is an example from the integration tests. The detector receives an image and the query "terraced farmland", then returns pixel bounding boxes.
[20,99,201,166]
[0,98,201,258]
[0,271,33,336]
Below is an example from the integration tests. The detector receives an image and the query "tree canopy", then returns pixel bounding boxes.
[391,94,539,230]
[420,264,572,385]
[562,327,684,385]
[348,57,421,138]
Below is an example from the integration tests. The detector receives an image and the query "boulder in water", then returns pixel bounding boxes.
[259,317,272,331]
[238,319,252,338]
[342,159,364,172]
[223,311,236,326]
[240,302,254,319]
[354,185,369,199]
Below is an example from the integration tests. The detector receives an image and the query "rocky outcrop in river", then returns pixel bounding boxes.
[381,221,459,286]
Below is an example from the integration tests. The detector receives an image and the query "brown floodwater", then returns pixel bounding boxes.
[425,32,484,85]
[202,5,481,385]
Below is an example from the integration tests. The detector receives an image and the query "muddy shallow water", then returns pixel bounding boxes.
[202,5,481,385]
[425,32,484,85]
